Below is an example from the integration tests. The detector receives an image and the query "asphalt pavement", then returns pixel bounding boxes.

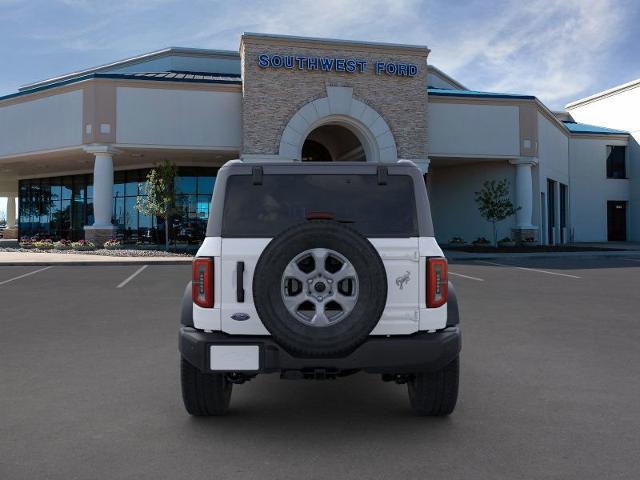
[1,258,639,479]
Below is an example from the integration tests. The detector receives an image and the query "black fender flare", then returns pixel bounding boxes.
[446,281,459,326]
[181,282,194,327]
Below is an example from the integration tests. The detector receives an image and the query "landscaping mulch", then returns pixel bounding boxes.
[0,247,191,257]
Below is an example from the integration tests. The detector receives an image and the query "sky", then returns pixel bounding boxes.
[0,0,639,110]
[0,0,639,217]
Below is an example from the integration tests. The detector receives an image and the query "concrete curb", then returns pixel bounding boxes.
[0,259,193,266]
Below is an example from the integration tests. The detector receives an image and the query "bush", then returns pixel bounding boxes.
[19,236,34,249]
[497,237,513,244]
[449,236,466,244]
[103,239,122,250]
[71,240,96,251]
[33,239,54,250]
[53,239,73,250]
[472,237,491,245]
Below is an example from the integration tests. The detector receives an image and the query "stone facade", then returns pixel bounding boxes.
[240,34,429,160]
[84,227,116,247]
[511,228,538,243]
[2,227,18,239]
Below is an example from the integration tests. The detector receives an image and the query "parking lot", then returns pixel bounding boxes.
[1,257,640,479]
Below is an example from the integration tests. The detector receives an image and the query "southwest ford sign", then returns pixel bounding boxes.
[257,54,418,77]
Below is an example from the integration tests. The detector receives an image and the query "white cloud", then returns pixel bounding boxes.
[184,0,631,107]
[4,0,634,109]
[188,0,428,47]
[425,0,631,108]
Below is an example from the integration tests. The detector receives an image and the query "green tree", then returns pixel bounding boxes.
[474,179,519,246]
[136,160,178,250]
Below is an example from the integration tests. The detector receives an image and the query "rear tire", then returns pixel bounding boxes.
[407,357,459,416]
[181,357,232,416]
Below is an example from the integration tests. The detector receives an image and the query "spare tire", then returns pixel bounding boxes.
[253,221,387,357]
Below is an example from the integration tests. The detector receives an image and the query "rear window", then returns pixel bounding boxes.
[221,174,418,237]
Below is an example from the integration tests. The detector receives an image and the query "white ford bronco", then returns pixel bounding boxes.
[180,160,461,416]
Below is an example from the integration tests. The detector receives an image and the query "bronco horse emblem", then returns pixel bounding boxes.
[395,271,411,290]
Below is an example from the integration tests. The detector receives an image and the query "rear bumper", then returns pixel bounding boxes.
[180,326,461,374]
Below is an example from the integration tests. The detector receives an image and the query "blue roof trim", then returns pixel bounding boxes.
[562,121,628,135]
[0,72,242,102]
[428,88,628,136]
[428,87,536,100]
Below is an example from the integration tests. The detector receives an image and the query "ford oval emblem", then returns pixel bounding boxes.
[231,313,250,321]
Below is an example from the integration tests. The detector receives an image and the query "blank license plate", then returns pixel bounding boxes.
[210,345,259,371]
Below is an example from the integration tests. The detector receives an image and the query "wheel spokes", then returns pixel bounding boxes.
[283,262,308,282]
[334,292,357,312]
[281,248,359,328]
[310,248,330,274]
[330,261,357,282]
[281,293,307,317]
[310,303,331,327]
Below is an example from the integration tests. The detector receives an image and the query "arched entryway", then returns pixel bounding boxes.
[301,124,366,162]
[278,86,398,163]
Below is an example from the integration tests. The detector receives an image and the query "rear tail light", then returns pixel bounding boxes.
[192,258,214,308]
[427,257,448,308]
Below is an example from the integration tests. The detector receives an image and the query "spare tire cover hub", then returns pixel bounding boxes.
[281,248,359,328]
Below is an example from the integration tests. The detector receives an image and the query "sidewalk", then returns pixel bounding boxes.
[0,251,193,266]
[445,248,640,261]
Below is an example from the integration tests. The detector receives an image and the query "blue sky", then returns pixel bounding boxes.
[1,0,639,109]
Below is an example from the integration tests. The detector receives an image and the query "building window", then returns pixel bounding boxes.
[560,183,568,243]
[606,146,626,179]
[18,167,217,245]
[547,179,556,245]
[18,175,92,241]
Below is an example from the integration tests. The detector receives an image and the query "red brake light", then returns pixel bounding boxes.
[192,258,214,308]
[427,257,448,308]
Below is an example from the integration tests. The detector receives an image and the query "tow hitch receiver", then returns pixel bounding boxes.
[281,369,339,380]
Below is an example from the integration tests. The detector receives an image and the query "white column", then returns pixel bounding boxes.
[84,145,118,229]
[509,158,538,229]
[6,195,16,229]
[92,153,114,227]
[555,181,562,244]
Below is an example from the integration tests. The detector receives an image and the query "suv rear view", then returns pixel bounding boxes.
[180,160,460,416]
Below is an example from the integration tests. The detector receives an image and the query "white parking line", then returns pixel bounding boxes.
[116,265,148,289]
[475,260,581,279]
[449,272,484,282]
[0,266,52,286]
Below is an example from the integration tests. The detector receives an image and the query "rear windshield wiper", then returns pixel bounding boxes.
[305,212,354,224]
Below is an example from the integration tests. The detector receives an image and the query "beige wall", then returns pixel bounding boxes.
[240,35,429,160]
[569,136,629,241]
[116,86,242,148]
[568,85,640,241]
[83,81,117,144]
[0,176,18,196]
[427,102,520,157]
[0,90,83,157]
[430,161,517,243]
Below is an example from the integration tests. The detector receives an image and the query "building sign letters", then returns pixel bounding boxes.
[257,53,418,77]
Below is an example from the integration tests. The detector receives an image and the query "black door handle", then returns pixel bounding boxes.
[236,261,245,302]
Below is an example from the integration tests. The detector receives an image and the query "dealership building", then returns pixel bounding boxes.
[0,33,637,245]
